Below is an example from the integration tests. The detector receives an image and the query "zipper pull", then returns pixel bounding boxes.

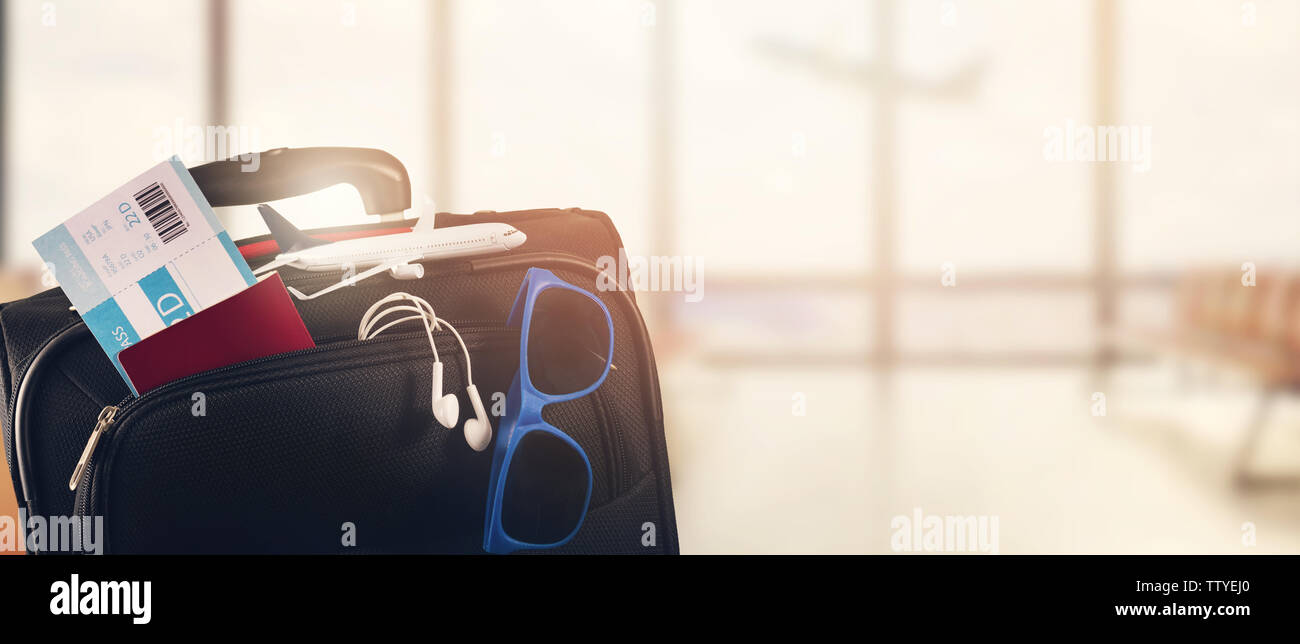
[70,405,118,491]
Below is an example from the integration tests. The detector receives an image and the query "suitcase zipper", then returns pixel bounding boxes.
[71,325,630,524]
[68,327,493,495]
[69,405,118,491]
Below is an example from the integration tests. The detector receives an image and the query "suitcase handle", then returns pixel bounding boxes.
[189,147,411,216]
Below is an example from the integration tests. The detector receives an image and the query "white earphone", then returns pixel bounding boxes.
[358,293,492,451]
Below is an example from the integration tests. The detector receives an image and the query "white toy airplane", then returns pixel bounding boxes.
[253,204,527,300]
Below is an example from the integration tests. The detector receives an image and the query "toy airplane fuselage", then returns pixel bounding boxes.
[280,222,525,271]
[254,203,527,300]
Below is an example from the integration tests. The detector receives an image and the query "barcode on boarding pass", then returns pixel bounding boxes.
[133,181,188,245]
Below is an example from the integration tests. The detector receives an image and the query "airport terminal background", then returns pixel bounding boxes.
[2,0,1299,553]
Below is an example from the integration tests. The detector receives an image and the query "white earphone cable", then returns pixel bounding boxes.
[358,293,473,386]
[434,316,472,384]
[357,291,490,449]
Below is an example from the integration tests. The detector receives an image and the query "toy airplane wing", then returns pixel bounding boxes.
[285,254,424,301]
[411,211,436,233]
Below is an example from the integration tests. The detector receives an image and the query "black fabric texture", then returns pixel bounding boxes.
[0,208,678,554]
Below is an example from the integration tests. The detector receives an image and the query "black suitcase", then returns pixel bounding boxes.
[0,147,678,554]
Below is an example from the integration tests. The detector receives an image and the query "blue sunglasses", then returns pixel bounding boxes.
[483,268,614,554]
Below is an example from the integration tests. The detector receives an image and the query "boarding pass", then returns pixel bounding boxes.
[33,157,256,394]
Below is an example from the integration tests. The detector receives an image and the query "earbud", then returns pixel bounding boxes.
[389,263,425,280]
[434,315,490,448]
[359,292,489,449]
[430,361,460,428]
[463,385,491,452]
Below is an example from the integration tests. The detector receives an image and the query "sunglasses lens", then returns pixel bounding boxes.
[527,287,610,396]
[500,431,590,545]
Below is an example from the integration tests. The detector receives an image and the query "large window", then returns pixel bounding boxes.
[1116,0,1299,272]
[5,0,1296,366]
[5,0,208,261]
[676,0,874,276]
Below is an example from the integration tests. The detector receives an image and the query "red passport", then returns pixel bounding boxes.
[118,273,316,394]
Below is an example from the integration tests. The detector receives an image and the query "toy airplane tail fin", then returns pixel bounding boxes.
[258,204,327,253]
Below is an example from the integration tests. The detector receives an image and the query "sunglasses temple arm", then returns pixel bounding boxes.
[506,271,540,328]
